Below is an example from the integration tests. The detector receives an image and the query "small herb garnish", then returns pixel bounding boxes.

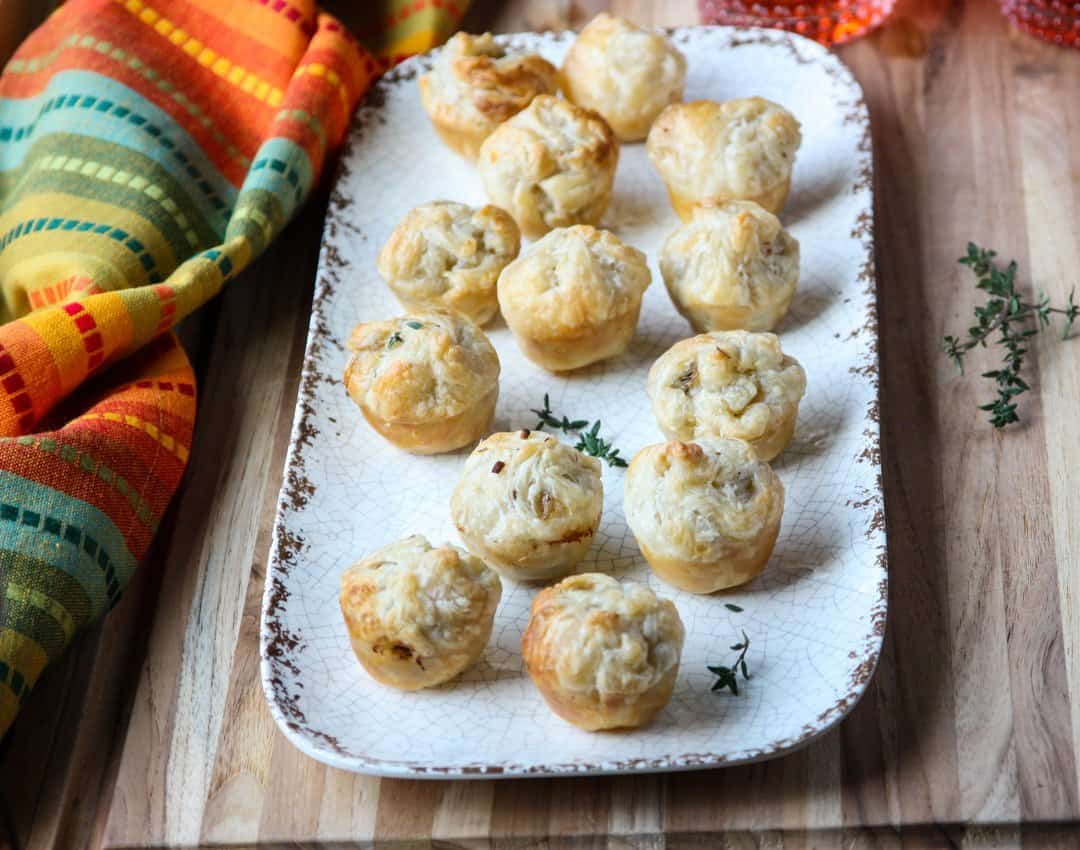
[405,320,423,329]
[708,630,752,695]
[575,421,627,468]
[386,331,403,349]
[943,242,1077,428]
[530,394,628,468]
[532,394,589,433]
[724,603,744,613]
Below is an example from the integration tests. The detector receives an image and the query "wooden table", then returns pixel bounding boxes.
[4,1,1080,847]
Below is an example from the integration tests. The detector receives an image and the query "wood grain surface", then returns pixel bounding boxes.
[3,0,1080,847]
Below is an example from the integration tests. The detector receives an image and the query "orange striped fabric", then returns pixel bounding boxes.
[0,0,468,739]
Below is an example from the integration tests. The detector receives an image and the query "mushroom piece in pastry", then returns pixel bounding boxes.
[647,330,806,461]
[344,310,500,454]
[419,32,559,160]
[561,13,686,142]
[497,225,651,371]
[377,200,521,326]
[625,439,784,593]
[450,430,603,582]
[660,201,800,332]
[647,98,802,221]
[521,573,685,730]
[339,535,502,690]
[478,95,619,238]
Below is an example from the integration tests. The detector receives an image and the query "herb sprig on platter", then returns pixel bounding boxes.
[531,394,628,468]
[708,630,752,696]
[943,243,1077,428]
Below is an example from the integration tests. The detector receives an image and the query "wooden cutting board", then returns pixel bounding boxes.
[4,0,1080,847]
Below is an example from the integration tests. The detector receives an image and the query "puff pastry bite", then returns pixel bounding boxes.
[419,32,559,160]
[339,535,502,690]
[647,98,802,221]
[560,13,686,142]
[478,95,619,238]
[497,225,651,371]
[344,310,500,454]
[661,201,800,332]
[647,330,806,461]
[625,439,784,593]
[450,430,603,582]
[377,201,520,325]
[522,573,685,730]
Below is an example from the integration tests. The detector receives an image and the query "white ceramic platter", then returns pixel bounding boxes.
[261,26,885,778]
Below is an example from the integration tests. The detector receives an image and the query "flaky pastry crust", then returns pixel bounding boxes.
[561,13,686,142]
[647,98,802,221]
[647,330,806,461]
[497,225,651,371]
[340,535,502,690]
[625,439,784,593]
[450,430,603,581]
[478,95,619,238]
[419,33,559,160]
[522,573,685,730]
[377,200,520,325]
[661,201,800,332]
[344,310,499,454]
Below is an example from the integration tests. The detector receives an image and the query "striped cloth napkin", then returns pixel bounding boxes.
[0,0,466,740]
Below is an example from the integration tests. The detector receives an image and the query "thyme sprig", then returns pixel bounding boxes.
[708,630,752,696]
[575,421,627,468]
[531,394,628,468]
[943,243,1077,428]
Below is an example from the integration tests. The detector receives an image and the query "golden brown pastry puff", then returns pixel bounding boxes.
[343,310,499,454]
[660,201,800,332]
[477,94,619,239]
[624,439,784,593]
[521,573,685,730]
[377,200,520,326]
[419,32,559,160]
[561,13,686,142]
[647,98,802,221]
[497,225,651,371]
[647,330,806,461]
[450,430,603,582]
[339,535,502,690]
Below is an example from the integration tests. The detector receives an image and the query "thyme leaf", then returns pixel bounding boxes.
[707,630,752,696]
[530,394,629,468]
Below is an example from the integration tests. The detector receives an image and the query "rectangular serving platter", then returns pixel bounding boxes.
[261,26,886,778]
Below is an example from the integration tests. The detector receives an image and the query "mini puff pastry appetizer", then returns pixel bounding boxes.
[560,13,686,142]
[647,98,802,221]
[660,201,800,332]
[497,225,651,371]
[450,430,603,582]
[419,32,559,160]
[522,573,685,730]
[625,439,784,593]
[377,200,520,326]
[478,95,619,239]
[339,535,502,690]
[344,310,499,455]
[647,330,806,461]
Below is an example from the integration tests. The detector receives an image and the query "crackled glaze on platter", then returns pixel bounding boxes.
[261,26,884,778]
